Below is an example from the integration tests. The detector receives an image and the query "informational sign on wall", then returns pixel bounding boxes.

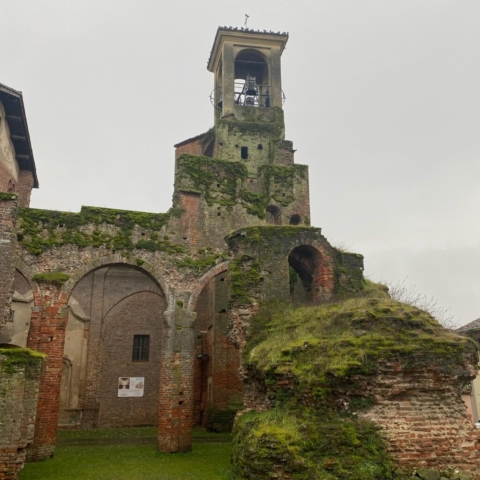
[118,377,145,397]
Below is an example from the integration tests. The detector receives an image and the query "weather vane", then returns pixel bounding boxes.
[244,14,249,27]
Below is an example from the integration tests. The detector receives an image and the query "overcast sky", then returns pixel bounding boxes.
[1,0,479,327]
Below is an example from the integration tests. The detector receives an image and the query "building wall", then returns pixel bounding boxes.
[0,196,17,328]
[0,102,19,193]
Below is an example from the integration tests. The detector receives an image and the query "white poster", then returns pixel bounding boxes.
[118,377,145,397]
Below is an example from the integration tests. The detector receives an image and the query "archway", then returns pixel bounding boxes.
[58,264,166,429]
[192,268,242,431]
[288,245,323,303]
[266,205,281,225]
[234,49,269,107]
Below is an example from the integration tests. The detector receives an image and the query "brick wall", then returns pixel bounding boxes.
[61,266,166,428]
[0,351,43,480]
[98,291,165,427]
[0,195,18,328]
[175,138,204,162]
[358,362,480,474]
[17,171,34,208]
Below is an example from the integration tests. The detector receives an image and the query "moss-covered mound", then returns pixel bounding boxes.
[232,409,396,480]
[231,282,479,479]
[245,281,476,401]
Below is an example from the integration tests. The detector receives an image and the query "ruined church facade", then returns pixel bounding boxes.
[0,27,366,469]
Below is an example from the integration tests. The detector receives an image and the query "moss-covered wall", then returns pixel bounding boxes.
[233,286,480,479]
[0,348,44,480]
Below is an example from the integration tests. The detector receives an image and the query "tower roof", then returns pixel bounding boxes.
[0,82,38,188]
[207,26,289,73]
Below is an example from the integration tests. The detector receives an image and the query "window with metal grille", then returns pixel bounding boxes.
[132,335,150,362]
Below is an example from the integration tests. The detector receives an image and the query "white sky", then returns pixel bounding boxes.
[1,0,479,326]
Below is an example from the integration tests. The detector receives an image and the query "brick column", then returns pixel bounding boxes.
[0,352,44,480]
[0,194,17,328]
[158,300,195,453]
[17,171,34,208]
[26,285,68,461]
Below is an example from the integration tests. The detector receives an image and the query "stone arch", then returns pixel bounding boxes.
[234,48,269,85]
[288,244,334,303]
[266,205,281,225]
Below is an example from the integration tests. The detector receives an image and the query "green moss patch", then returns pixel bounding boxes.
[245,281,478,400]
[0,192,17,201]
[229,255,262,305]
[32,272,70,286]
[17,206,182,255]
[232,409,397,480]
[0,348,46,375]
[176,155,307,219]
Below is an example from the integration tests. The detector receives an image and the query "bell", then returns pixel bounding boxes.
[245,96,255,106]
[217,91,223,108]
[245,75,257,96]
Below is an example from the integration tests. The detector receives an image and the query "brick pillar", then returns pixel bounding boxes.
[0,352,43,480]
[17,171,34,208]
[26,285,68,461]
[81,268,106,428]
[0,194,18,329]
[158,300,195,452]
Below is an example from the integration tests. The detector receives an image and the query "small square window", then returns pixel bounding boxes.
[132,335,150,362]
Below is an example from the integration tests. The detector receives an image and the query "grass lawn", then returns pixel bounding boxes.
[19,428,232,480]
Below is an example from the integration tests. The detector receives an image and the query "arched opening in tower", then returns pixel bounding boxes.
[290,214,301,225]
[266,205,281,225]
[234,50,269,107]
[288,245,322,303]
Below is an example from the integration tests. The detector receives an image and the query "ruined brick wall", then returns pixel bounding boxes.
[245,357,480,477]
[17,170,34,208]
[0,351,44,480]
[171,156,312,249]
[355,361,480,475]
[175,138,204,161]
[0,195,18,328]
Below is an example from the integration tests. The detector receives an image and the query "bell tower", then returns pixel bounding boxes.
[173,27,310,238]
[208,27,288,121]
[206,27,293,172]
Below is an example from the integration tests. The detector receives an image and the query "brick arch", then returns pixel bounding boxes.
[187,261,229,312]
[288,241,335,301]
[63,254,171,303]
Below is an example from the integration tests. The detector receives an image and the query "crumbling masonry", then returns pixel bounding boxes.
[0,27,478,479]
